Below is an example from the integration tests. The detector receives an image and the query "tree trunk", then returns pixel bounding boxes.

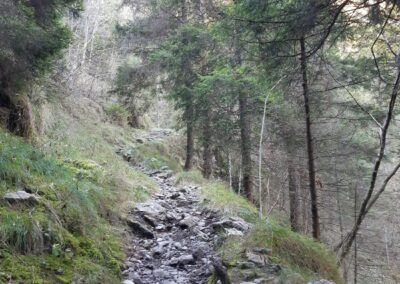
[181,0,194,171]
[202,107,212,178]
[239,92,253,202]
[234,21,253,203]
[184,100,194,171]
[300,37,320,240]
[288,157,300,232]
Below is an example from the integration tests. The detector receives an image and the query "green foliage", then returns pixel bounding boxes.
[202,181,258,223]
[0,0,80,90]
[113,57,155,128]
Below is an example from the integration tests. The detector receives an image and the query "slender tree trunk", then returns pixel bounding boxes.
[238,162,242,195]
[300,37,320,240]
[181,0,194,171]
[334,160,344,240]
[234,22,253,202]
[239,92,253,202]
[202,107,212,178]
[288,156,300,232]
[353,185,358,284]
[184,101,194,171]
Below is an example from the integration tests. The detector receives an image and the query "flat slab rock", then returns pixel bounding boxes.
[4,191,38,204]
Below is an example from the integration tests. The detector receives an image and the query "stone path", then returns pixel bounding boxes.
[121,166,250,284]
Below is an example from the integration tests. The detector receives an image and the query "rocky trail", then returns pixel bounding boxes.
[120,165,250,284]
[118,130,334,284]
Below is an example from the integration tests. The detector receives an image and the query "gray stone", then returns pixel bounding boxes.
[179,216,197,229]
[122,280,134,284]
[283,273,305,284]
[212,217,250,232]
[178,254,195,265]
[229,217,251,231]
[253,247,272,255]
[135,201,166,218]
[238,261,256,269]
[308,280,336,284]
[225,228,244,236]
[126,218,154,239]
[192,247,206,260]
[4,191,38,204]
[153,269,168,278]
[245,251,268,267]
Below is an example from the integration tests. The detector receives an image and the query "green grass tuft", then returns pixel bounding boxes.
[202,181,258,223]
[175,170,205,185]
[125,141,182,171]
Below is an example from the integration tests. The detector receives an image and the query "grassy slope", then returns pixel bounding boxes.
[0,97,157,283]
[175,172,344,284]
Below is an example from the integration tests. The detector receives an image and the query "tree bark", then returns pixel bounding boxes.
[181,0,194,171]
[234,22,253,202]
[300,37,320,240]
[202,107,212,178]
[239,92,253,202]
[288,156,300,232]
[184,100,194,171]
